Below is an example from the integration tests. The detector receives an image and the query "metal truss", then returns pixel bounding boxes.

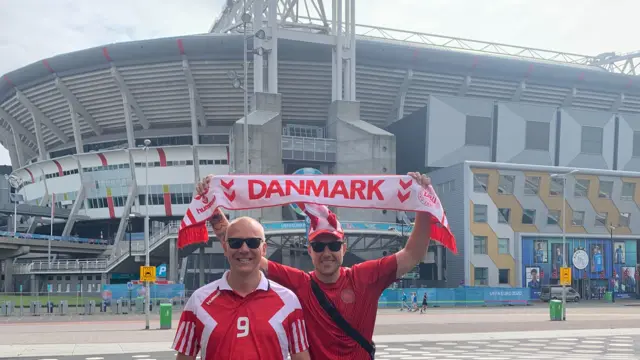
[210,1,640,76]
[210,0,330,34]
[589,51,640,76]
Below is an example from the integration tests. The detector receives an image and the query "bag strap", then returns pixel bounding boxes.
[309,278,375,359]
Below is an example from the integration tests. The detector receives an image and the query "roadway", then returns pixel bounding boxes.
[2,303,640,359]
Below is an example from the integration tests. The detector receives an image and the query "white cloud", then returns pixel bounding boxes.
[0,0,637,167]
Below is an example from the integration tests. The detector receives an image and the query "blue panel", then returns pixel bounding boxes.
[103,284,185,301]
[378,287,531,308]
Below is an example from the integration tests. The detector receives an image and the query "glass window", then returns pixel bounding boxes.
[549,177,564,197]
[465,116,492,147]
[473,204,488,223]
[632,131,640,157]
[620,213,631,227]
[473,174,489,193]
[498,269,510,284]
[574,179,590,197]
[498,208,511,224]
[572,211,585,226]
[581,126,603,155]
[547,210,561,225]
[595,212,607,227]
[474,236,487,255]
[525,121,550,151]
[622,182,635,201]
[524,176,540,195]
[474,267,489,286]
[598,181,613,199]
[498,238,509,255]
[522,209,536,225]
[498,175,515,195]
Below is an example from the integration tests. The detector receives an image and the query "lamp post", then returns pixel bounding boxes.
[143,138,151,330]
[551,169,578,321]
[609,223,616,303]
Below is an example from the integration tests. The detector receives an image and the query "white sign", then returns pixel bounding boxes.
[573,249,589,270]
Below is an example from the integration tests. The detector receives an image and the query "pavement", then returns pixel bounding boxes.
[2,302,640,359]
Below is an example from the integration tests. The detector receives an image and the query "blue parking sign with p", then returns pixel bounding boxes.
[156,264,167,278]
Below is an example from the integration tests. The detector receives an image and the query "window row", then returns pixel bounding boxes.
[475,173,638,201]
[473,204,631,228]
[473,267,510,286]
[473,236,510,256]
[84,163,130,173]
[45,169,80,179]
[86,192,195,209]
[434,180,456,195]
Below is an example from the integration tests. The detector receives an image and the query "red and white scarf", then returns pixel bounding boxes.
[178,175,457,253]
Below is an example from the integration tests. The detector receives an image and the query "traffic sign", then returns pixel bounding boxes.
[126,281,134,290]
[560,267,572,286]
[140,266,156,282]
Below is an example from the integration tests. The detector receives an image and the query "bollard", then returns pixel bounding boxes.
[59,300,68,315]
[47,301,54,314]
[31,301,41,316]
[101,301,107,313]
[0,301,5,316]
[5,301,13,317]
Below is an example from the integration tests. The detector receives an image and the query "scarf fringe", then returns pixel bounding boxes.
[177,224,209,248]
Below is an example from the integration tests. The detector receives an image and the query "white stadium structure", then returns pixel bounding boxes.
[1,0,639,293]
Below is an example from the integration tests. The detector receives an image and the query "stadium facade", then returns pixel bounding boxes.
[1,0,640,294]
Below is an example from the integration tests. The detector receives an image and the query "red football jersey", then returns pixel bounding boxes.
[173,271,309,359]
[268,255,398,360]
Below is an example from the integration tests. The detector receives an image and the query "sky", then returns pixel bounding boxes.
[0,0,637,167]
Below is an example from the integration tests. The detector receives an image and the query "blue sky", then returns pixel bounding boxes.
[0,0,636,166]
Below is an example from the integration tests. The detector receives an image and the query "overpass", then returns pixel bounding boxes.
[12,220,415,277]
[0,203,90,220]
[0,235,108,260]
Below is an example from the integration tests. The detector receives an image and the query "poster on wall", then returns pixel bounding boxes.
[551,243,569,275]
[621,267,637,293]
[613,241,626,264]
[533,240,548,263]
[590,244,605,273]
[525,267,541,288]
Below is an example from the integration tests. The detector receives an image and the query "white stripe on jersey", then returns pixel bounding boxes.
[268,279,306,359]
[292,320,300,353]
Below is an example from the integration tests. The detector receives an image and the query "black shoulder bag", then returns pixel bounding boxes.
[310,278,376,359]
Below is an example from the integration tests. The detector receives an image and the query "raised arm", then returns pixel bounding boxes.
[394,172,433,279]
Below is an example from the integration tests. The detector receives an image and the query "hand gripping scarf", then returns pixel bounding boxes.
[178,174,457,253]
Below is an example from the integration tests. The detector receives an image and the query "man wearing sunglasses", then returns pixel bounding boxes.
[174,217,311,360]
[197,172,433,359]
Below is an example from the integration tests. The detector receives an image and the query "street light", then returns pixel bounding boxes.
[609,223,616,303]
[551,169,578,321]
[5,174,23,237]
[143,138,151,330]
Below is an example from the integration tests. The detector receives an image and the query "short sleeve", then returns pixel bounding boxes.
[284,307,309,355]
[352,254,398,290]
[172,295,201,357]
[268,261,310,292]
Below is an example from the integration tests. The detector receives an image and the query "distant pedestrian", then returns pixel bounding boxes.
[420,293,428,314]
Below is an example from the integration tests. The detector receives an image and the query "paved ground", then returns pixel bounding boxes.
[3,303,640,358]
[11,333,640,359]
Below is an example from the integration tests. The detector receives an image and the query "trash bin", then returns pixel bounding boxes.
[135,297,144,313]
[160,303,172,329]
[120,299,130,314]
[604,291,613,302]
[59,300,68,315]
[549,299,562,321]
[30,301,41,316]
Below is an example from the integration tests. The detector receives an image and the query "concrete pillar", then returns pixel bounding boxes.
[199,246,206,287]
[30,274,38,295]
[2,260,13,292]
[437,245,444,281]
[101,273,109,287]
[169,238,178,283]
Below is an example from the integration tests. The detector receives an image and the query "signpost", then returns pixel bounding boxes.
[560,267,572,286]
[127,281,133,312]
[140,266,156,283]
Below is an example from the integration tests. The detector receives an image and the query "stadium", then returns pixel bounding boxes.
[1,0,640,298]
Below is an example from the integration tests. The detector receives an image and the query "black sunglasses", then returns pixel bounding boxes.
[227,237,262,249]
[310,241,344,253]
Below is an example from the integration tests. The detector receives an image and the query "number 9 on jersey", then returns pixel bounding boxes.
[237,317,249,338]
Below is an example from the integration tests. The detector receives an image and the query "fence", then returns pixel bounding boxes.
[0,230,107,245]
[379,287,532,308]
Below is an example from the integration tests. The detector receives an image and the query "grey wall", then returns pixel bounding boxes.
[385,107,427,174]
[428,163,465,287]
[559,108,616,170]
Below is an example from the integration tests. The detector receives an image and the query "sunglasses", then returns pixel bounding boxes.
[310,241,344,253]
[227,237,263,249]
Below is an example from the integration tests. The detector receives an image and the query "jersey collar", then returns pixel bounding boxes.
[218,270,270,292]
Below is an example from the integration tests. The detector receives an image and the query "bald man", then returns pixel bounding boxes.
[174,217,310,360]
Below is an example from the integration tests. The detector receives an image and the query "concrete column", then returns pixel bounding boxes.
[30,274,38,295]
[169,238,178,283]
[3,260,13,292]
[199,246,206,287]
[437,245,444,281]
